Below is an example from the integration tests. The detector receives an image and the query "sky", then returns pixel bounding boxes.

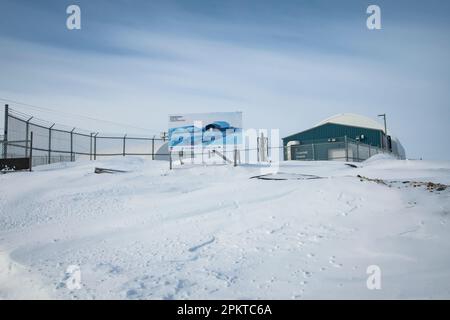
[0,0,449,159]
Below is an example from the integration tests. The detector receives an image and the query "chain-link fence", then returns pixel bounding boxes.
[2,104,401,170]
[286,136,399,162]
[169,138,396,168]
[2,106,168,167]
[1,137,33,171]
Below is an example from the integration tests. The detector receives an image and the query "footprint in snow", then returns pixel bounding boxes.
[302,270,312,278]
[329,256,343,268]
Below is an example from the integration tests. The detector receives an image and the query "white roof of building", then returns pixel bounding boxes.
[314,113,386,133]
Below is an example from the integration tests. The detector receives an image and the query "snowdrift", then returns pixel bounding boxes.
[0,158,449,299]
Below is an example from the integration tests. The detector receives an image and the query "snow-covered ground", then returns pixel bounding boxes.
[0,156,450,299]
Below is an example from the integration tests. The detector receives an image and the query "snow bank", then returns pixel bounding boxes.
[363,153,398,164]
[0,248,50,299]
[0,157,449,299]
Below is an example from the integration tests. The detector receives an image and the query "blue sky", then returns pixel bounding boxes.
[0,0,449,159]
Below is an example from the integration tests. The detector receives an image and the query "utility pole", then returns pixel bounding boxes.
[378,113,387,149]
[378,114,387,135]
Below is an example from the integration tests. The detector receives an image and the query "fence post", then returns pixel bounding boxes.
[29,131,33,172]
[3,104,8,159]
[257,137,260,162]
[70,128,75,161]
[344,135,348,162]
[312,143,315,161]
[356,140,360,162]
[123,134,126,156]
[190,131,194,163]
[25,116,32,157]
[48,123,55,164]
[169,147,172,170]
[94,133,98,160]
[152,137,155,160]
[201,145,204,164]
[233,134,237,166]
[90,133,93,160]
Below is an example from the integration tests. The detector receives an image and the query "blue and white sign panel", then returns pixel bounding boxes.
[168,112,242,149]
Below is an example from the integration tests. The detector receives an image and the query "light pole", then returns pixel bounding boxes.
[378,114,387,149]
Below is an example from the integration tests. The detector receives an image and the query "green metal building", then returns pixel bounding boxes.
[283,113,405,161]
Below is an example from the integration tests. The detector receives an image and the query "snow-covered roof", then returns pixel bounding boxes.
[314,113,385,133]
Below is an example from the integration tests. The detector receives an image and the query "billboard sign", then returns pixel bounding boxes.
[168,112,242,149]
